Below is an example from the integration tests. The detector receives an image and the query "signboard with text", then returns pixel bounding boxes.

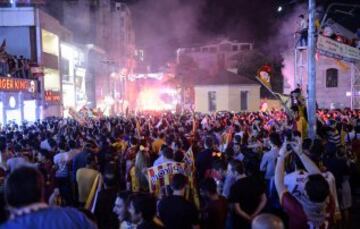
[0,77,37,93]
[317,35,360,62]
[44,90,61,103]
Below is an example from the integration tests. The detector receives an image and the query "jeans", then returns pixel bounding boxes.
[297,30,308,47]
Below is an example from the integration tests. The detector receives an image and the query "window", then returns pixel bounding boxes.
[232,45,239,51]
[208,91,216,112]
[209,47,217,53]
[42,29,59,56]
[240,44,251,51]
[326,68,338,88]
[240,91,248,110]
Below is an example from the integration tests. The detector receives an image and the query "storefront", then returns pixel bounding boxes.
[0,77,39,124]
[60,42,87,116]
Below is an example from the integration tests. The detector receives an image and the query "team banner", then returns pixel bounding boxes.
[182,147,200,208]
[183,147,195,172]
[147,162,186,194]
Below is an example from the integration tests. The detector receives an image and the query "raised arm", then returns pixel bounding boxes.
[291,141,321,175]
[275,140,288,200]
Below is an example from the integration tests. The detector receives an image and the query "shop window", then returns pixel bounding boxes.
[208,91,216,112]
[240,91,248,110]
[326,68,338,88]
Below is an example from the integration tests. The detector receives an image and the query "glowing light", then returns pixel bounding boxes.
[23,100,37,123]
[137,88,179,111]
[277,6,283,12]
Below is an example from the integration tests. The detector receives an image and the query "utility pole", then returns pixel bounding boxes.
[307,0,317,139]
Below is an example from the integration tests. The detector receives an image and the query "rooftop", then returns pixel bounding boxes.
[194,69,259,86]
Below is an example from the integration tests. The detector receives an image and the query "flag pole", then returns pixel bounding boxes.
[255,77,293,118]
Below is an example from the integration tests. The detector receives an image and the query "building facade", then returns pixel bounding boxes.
[293,35,360,109]
[194,70,260,113]
[0,6,71,122]
[48,0,136,112]
[177,39,254,74]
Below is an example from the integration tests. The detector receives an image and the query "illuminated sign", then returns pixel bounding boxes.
[45,90,61,103]
[8,96,16,109]
[0,77,37,93]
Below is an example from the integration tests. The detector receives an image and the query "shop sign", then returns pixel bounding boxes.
[44,91,61,103]
[0,77,37,93]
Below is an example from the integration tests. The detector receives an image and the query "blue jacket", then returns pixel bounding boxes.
[0,207,96,229]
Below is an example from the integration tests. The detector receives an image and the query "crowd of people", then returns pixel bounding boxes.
[0,55,33,78]
[0,107,359,229]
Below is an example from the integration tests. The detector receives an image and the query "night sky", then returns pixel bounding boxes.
[123,0,360,68]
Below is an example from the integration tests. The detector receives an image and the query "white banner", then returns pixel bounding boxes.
[317,35,360,62]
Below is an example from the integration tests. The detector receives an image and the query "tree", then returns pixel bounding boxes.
[171,54,200,108]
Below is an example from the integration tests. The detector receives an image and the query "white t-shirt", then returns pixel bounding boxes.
[284,170,339,211]
[53,152,69,177]
[153,155,174,167]
[300,19,308,31]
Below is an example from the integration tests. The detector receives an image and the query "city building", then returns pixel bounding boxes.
[0,5,71,122]
[194,70,260,113]
[60,42,87,115]
[293,20,360,109]
[176,39,254,74]
[47,0,136,113]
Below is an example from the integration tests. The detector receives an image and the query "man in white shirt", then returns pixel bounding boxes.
[297,14,308,47]
[153,145,174,166]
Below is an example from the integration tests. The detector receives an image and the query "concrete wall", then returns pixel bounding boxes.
[316,57,352,109]
[194,84,260,113]
[228,85,260,112]
[293,51,356,109]
[0,7,35,26]
[194,85,229,113]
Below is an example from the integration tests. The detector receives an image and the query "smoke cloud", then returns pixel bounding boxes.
[264,4,307,94]
[130,0,205,69]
